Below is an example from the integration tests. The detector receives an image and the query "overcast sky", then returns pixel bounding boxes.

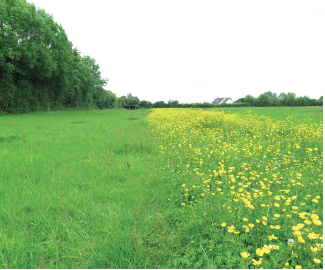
[27,0,324,103]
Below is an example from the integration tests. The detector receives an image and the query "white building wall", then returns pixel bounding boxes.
[225,99,233,104]
[226,99,233,104]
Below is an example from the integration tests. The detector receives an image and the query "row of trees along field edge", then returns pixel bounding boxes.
[0,0,116,113]
[120,92,323,109]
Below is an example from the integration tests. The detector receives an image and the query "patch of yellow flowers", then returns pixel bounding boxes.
[148,108,323,268]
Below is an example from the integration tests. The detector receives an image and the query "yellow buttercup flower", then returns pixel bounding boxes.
[313,258,321,264]
[292,224,304,231]
[262,245,271,254]
[240,251,250,258]
[297,236,305,243]
[304,219,312,225]
[308,233,317,240]
[313,219,322,225]
[293,230,302,236]
[252,258,263,265]
[270,225,281,229]
[221,222,226,227]
[268,234,278,240]
[256,248,264,256]
[311,214,319,220]
[310,246,318,253]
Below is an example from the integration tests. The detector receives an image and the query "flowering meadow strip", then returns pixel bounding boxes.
[148,108,323,269]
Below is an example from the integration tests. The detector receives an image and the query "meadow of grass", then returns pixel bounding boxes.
[0,109,163,268]
[0,107,323,268]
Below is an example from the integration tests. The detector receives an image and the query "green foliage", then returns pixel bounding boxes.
[139,100,153,109]
[232,92,322,108]
[168,99,180,107]
[256,93,277,106]
[244,95,254,104]
[235,97,245,103]
[0,0,113,113]
[153,101,167,108]
[116,93,140,108]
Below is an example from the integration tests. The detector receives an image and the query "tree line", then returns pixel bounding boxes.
[120,91,323,109]
[0,0,116,114]
[236,92,323,107]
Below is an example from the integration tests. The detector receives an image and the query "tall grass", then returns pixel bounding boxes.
[0,107,323,268]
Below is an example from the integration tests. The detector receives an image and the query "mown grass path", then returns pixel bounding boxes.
[0,109,167,268]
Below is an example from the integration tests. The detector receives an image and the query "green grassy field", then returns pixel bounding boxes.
[0,107,323,268]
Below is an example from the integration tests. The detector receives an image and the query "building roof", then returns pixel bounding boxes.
[212,97,232,104]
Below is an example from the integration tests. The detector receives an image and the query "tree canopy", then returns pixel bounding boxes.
[0,0,115,113]
[233,92,322,108]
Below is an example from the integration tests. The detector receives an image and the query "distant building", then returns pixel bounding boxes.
[212,97,233,104]
[124,105,137,110]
